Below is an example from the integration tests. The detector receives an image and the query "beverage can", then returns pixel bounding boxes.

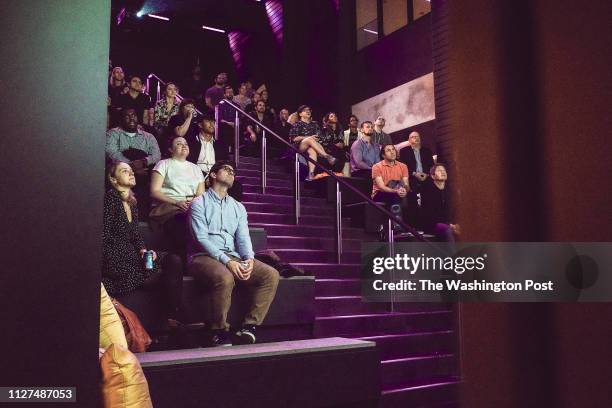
[145,251,154,270]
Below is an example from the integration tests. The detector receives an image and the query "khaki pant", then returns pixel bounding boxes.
[188,255,280,330]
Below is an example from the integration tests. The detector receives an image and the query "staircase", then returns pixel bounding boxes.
[236,156,460,407]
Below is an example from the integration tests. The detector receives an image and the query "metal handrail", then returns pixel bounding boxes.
[216,99,429,243]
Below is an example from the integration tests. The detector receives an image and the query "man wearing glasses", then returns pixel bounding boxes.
[187,162,279,346]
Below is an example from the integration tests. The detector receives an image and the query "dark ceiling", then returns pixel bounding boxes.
[111,0,268,33]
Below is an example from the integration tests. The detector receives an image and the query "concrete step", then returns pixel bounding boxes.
[242,193,327,206]
[243,203,334,217]
[236,161,290,173]
[250,223,367,239]
[236,168,290,180]
[242,183,318,197]
[357,330,457,360]
[291,263,361,279]
[265,249,360,264]
[381,354,457,389]
[267,236,362,250]
[248,212,346,227]
[237,175,292,188]
[379,379,460,408]
[315,279,362,297]
[315,296,390,316]
[314,310,454,338]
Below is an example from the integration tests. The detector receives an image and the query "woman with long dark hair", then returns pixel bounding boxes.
[103,161,183,330]
[319,112,347,173]
[153,82,180,137]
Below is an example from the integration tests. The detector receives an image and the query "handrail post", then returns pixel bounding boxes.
[214,104,220,142]
[234,110,240,167]
[156,81,161,104]
[336,180,343,264]
[261,130,267,194]
[388,218,395,312]
[294,153,301,225]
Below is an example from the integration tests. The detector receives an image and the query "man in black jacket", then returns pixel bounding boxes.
[419,163,460,242]
[398,131,435,193]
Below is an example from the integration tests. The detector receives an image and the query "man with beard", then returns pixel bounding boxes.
[188,162,279,346]
[106,108,161,216]
[244,100,275,157]
[204,72,228,112]
[350,121,381,179]
[371,144,410,226]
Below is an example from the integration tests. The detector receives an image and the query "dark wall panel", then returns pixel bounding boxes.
[448,1,612,407]
[0,1,109,406]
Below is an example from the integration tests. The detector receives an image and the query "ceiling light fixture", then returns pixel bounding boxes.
[202,25,226,33]
[147,14,169,21]
[363,28,378,35]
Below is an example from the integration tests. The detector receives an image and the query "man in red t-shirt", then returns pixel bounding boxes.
[371,144,410,224]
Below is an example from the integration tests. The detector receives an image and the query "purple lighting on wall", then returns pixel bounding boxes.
[228,31,249,71]
[331,0,340,13]
[116,7,126,25]
[265,0,283,46]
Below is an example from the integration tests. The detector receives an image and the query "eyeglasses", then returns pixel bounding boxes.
[220,165,235,175]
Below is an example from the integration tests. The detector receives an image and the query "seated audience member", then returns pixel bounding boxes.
[244,100,275,157]
[350,121,381,178]
[187,162,280,346]
[274,108,293,143]
[289,105,337,180]
[319,112,347,173]
[420,163,460,242]
[233,82,251,110]
[166,99,200,153]
[373,115,392,145]
[397,131,435,193]
[115,75,153,128]
[243,91,261,114]
[153,82,180,137]
[183,65,204,102]
[106,108,161,216]
[260,89,275,115]
[343,115,363,149]
[244,80,256,98]
[371,144,410,226]
[103,162,183,329]
[204,72,228,113]
[272,108,293,156]
[186,118,243,201]
[150,137,205,254]
[216,85,236,160]
[108,66,128,107]
[342,115,363,176]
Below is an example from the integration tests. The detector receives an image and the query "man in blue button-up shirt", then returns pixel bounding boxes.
[187,162,279,346]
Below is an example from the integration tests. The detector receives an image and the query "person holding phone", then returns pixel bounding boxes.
[187,162,279,347]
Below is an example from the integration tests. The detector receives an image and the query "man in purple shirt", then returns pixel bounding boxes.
[204,72,228,112]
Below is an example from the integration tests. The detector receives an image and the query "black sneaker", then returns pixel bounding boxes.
[201,329,232,347]
[232,325,257,345]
